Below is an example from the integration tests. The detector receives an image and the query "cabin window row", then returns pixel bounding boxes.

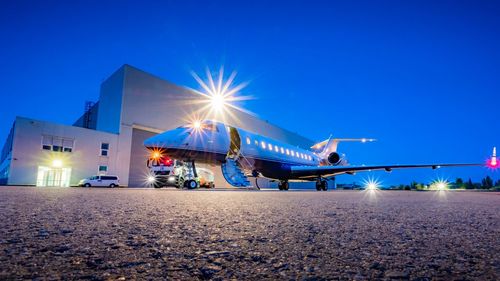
[246,136,313,161]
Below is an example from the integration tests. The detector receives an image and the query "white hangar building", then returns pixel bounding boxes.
[0,65,314,188]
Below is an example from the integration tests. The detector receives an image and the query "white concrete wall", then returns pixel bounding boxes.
[9,117,119,186]
[96,66,125,134]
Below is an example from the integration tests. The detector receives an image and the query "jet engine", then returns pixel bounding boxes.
[327,152,343,165]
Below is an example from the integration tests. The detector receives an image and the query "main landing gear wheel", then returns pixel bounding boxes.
[278,180,289,191]
[186,180,198,189]
[316,179,328,191]
[322,181,328,191]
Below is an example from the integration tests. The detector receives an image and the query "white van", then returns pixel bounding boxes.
[78,175,120,187]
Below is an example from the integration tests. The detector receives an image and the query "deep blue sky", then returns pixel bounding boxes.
[1,0,498,185]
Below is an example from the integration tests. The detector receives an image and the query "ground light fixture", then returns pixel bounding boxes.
[432,179,449,190]
[361,177,382,201]
[362,177,381,190]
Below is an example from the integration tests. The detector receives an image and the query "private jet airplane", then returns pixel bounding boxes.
[144,120,479,190]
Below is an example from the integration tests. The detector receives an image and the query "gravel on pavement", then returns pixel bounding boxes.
[0,187,499,280]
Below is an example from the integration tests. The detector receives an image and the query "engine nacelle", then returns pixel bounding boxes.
[327,152,343,165]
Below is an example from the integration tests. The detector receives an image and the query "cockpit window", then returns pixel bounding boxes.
[202,123,218,132]
[177,122,218,132]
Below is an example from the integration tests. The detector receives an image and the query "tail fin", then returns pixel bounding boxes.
[311,136,376,158]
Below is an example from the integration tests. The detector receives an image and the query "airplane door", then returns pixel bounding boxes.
[228,127,241,158]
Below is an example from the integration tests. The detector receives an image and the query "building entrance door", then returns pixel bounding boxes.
[36,166,71,187]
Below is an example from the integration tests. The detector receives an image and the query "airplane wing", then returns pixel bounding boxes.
[290,163,482,180]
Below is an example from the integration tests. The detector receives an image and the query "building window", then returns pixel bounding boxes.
[52,146,63,152]
[42,135,53,151]
[63,139,74,152]
[101,143,109,156]
[41,135,73,153]
[98,165,108,172]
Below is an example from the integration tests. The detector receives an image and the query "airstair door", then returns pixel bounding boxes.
[228,126,241,159]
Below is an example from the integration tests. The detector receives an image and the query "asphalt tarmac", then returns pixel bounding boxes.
[0,187,498,280]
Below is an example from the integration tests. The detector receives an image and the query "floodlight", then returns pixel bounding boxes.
[211,94,226,111]
[52,159,63,168]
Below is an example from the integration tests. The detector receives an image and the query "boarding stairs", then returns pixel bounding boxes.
[221,157,252,187]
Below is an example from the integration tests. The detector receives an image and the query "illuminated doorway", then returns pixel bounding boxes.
[36,166,71,187]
